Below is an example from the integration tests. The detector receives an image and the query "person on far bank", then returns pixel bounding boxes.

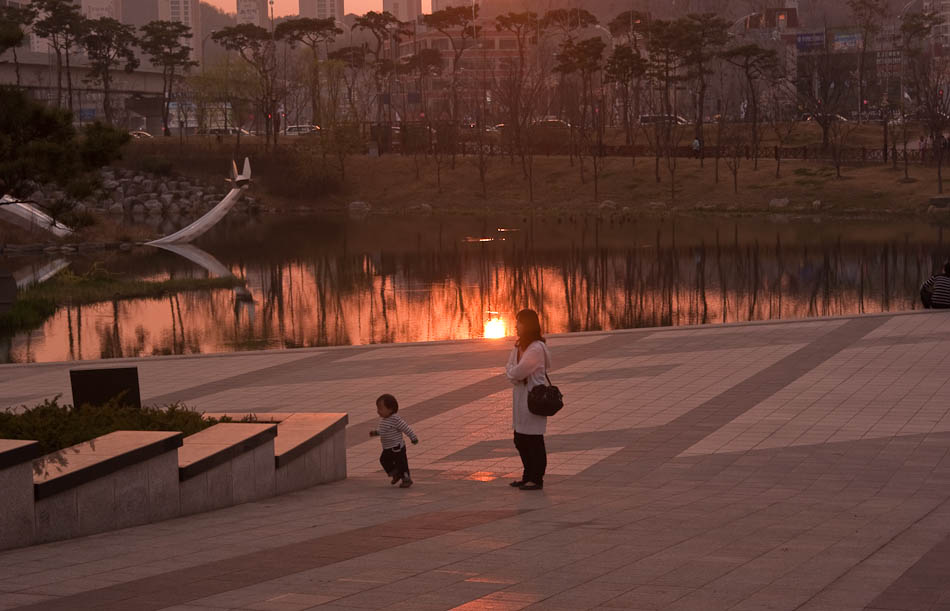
[921,262,950,309]
[369,394,418,488]
[506,309,552,491]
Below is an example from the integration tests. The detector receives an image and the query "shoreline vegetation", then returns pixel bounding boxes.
[0,399,261,455]
[117,138,948,222]
[0,268,242,335]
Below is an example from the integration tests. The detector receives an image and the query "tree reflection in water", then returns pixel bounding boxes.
[5,216,950,363]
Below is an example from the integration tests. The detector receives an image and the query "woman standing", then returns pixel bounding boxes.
[505,309,551,491]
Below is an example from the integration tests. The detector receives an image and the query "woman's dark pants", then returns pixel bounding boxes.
[514,432,546,485]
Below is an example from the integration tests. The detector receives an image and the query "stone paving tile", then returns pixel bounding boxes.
[2,313,950,611]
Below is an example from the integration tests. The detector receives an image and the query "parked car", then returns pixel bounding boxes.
[639,114,689,126]
[800,113,849,123]
[285,124,321,136]
[196,127,251,137]
[128,130,153,139]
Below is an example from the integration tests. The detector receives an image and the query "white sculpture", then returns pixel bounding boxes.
[151,243,251,300]
[13,258,70,289]
[147,158,251,246]
[0,195,74,238]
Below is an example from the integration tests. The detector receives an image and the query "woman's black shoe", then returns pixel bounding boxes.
[518,482,543,491]
[509,480,525,487]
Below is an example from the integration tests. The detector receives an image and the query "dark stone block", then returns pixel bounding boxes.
[70,367,141,409]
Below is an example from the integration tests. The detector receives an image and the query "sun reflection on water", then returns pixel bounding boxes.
[483,317,507,339]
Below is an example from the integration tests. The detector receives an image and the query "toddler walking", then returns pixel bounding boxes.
[370,394,418,488]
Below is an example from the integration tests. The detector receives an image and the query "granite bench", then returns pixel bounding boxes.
[0,440,42,550]
[1,412,349,550]
[178,423,278,515]
[32,431,183,544]
[273,413,348,494]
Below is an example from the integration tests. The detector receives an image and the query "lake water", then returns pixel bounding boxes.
[3,213,948,364]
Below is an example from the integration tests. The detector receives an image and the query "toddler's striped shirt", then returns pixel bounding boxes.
[376,414,417,449]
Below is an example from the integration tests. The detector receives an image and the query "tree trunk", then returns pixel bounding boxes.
[102,74,112,125]
[12,47,21,87]
[55,48,63,108]
[65,46,74,114]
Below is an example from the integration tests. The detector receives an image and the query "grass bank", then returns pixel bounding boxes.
[120,138,948,219]
[1,268,242,335]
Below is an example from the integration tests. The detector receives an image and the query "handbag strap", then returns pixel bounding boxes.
[545,372,553,386]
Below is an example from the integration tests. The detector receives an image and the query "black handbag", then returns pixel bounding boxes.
[528,373,563,417]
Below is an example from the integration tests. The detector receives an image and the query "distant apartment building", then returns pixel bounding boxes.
[383,0,421,23]
[924,0,950,43]
[158,0,202,63]
[237,0,269,27]
[81,0,122,20]
[299,0,343,21]
[431,0,476,12]
[123,0,159,26]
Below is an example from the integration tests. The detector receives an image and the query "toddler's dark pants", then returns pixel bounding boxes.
[514,432,546,485]
[380,444,410,478]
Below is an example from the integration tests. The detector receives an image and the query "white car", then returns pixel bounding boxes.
[285,125,321,136]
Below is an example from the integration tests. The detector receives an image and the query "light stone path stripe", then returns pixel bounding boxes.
[576,317,884,482]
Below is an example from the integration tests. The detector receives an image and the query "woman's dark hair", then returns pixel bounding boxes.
[376,394,399,413]
[516,309,544,348]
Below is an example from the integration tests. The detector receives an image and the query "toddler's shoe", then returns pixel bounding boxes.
[390,471,402,485]
[399,477,413,488]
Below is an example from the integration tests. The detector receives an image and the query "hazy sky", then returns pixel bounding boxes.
[206,0,433,17]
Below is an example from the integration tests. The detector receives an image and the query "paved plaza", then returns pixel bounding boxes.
[2,311,950,610]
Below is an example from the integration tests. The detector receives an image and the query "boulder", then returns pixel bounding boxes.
[28,190,45,204]
[132,174,144,184]
[167,202,180,216]
[102,179,120,191]
[768,198,790,209]
[160,193,174,206]
[131,203,145,215]
[144,199,163,215]
[348,200,371,219]
[108,202,124,215]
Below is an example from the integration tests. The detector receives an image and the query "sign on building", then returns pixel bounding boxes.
[796,32,825,53]
[831,30,863,52]
[877,49,902,74]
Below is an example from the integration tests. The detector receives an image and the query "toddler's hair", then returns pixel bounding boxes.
[376,393,399,413]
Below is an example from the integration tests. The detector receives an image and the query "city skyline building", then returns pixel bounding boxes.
[237,0,269,27]
[383,0,420,23]
[923,0,950,43]
[158,0,202,63]
[81,0,122,20]
[299,0,344,21]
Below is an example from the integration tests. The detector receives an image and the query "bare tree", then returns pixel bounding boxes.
[903,11,950,193]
